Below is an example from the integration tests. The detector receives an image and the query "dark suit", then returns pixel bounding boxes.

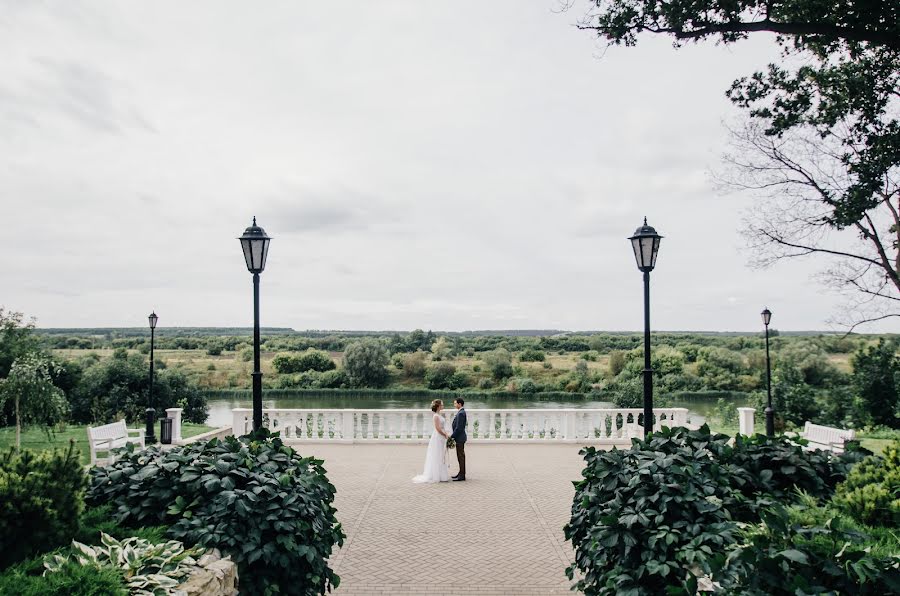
[451,407,467,478]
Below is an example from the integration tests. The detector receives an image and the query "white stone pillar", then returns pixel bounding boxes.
[342,411,355,441]
[232,408,251,436]
[165,408,183,443]
[672,408,689,427]
[738,407,756,436]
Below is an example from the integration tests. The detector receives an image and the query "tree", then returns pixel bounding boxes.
[342,340,390,388]
[425,363,465,390]
[402,351,428,379]
[0,353,68,448]
[482,348,514,381]
[575,0,899,329]
[720,122,900,330]
[430,337,453,361]
[851,339,900,428]
[0,308,39,379]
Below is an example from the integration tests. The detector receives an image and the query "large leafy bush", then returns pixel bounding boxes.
[834,440,900,527]
[566,426,858,595]
[0,443,87,568]
[718,500,900,594]
[87,431,344,595]
[565,427,738,594]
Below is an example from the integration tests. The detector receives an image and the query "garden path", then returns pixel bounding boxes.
[295,443,587,595]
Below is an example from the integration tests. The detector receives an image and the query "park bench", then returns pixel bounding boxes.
[87,420,145,466]
[798,421,856,454]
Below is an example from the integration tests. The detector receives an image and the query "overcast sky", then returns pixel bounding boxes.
[1,1,889,333]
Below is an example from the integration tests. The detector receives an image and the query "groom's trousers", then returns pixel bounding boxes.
[455,442,466,477]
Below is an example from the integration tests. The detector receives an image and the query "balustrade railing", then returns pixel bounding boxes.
[231,407,694,443]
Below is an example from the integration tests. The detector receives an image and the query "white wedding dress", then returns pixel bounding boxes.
[412,413,451,483]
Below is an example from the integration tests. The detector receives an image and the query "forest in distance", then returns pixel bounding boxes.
[38,326,900,433]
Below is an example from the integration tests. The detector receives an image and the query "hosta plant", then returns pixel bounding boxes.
[44,532,203,595]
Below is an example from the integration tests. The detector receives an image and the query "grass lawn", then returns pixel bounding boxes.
[0,421,219,465]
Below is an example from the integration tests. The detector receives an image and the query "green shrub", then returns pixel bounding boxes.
[723,433,853,517]
[0,557,126,596]
[482,349,513,381]
[580,351,599,362]
[718,502,900,594]
[425,363,459,390]
[402,351,428,379]
[0,443,87,568]
[834,440,900,527]
[565,426,738,594]
[87,430,344,595]
[519,349,545,362]
[507,377,539,394]
[273,350,336,374]
[566,426,862,595]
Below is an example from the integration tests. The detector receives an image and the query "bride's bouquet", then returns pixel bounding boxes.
[446,437,456,449]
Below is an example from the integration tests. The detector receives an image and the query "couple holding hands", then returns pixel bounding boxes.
[412,397,467,483]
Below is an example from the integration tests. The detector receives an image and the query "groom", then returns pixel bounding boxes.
[451,398,467,481]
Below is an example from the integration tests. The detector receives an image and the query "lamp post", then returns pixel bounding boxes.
[238,217,271,431]
[629,217,663,438]
[146,311,158,444]
[761,307,774,436]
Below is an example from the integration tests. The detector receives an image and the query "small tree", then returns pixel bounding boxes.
[342,340,390,388]
[430,337,453,361]
[0,353,68,448]
[402,351,428,379]
[482,348,514,381]
[851,339,900,428]
[425,362,458,390]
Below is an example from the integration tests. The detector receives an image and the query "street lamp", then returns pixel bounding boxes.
[238,217,271,431]
[761,307,774,436]
[146,311,158,444]
[629,217,663,438]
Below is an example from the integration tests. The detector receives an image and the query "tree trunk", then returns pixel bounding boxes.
[14,394,20,449]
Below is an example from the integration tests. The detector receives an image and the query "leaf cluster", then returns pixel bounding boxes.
[86,431,345,595]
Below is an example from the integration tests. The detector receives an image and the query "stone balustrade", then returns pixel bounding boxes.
[230,407,695,444]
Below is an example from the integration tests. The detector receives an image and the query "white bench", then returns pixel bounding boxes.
[798,421,856,453]
[87,420,146,466]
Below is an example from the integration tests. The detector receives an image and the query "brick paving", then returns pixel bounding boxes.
[290,443,589,596]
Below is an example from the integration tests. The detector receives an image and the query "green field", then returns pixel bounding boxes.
[0,422,218,466]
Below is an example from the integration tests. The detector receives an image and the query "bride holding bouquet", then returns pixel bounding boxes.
[412,399,451,483]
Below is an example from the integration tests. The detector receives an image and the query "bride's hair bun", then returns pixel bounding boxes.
[431,399,443,412]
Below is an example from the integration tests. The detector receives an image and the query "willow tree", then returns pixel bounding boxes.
[0,353,68,448]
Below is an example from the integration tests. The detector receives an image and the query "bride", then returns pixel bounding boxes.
[412,399,451,483]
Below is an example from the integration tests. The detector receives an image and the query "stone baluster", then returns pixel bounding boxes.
[738,407,756,436]
[165,408,183,443]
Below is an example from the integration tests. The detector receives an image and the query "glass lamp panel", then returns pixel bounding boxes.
[762,310,772,326]
[250,239,265,271]
[640,237,655,270]
[650,237,661,268]
[241,239,254,271]
[260,238,270,272]
[631,238,644,269]
[148,313,158,329]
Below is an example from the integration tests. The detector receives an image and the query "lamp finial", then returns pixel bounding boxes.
[643,216,647,226]
[252,216,257,226]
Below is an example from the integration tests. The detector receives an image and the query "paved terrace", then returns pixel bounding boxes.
[295,443,588,596]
